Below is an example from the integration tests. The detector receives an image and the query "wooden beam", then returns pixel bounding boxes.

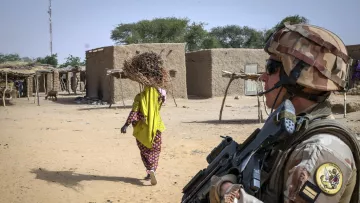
[344,92,347,118]
[219,76,235,121]
[2,72,7,107]
[34,76,36,104]
[36,75,40,106]
[221,70,262,81]
[219,70,265,122]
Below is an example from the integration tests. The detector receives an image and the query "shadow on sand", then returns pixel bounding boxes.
[183,118,261,125]
[30,168,147,191]
[77,105,133,111]
[44,97,80,105]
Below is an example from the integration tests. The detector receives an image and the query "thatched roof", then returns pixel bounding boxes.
[58,65,86,73]
[0,61,55,76]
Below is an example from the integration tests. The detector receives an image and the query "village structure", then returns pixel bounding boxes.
[1,39,360,203]
[1,43,360,108]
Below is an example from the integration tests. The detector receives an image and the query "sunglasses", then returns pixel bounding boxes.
[265,59,283,75]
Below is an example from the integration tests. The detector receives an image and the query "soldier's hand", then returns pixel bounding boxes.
[121,125,128,134]
[224,189,240,203]
[221,183,242,203]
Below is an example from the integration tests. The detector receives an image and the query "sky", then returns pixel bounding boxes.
[1,0,359,64]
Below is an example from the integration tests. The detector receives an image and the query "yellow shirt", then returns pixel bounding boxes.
[131,87,165,149]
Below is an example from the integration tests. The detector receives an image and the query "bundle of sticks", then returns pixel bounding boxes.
[123,52,169,89]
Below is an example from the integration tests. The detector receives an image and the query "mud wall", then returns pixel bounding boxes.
[210,49,268,97]
[346,44,360,61]
[85,46,114,100]
[53,70,60,92]
[112,43,187,103]
[185,50,212,97]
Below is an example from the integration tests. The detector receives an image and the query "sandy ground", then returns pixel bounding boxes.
[0,93,359,203]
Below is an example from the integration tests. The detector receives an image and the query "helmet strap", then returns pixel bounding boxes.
[279,60,331,103]
[270,86,284,114]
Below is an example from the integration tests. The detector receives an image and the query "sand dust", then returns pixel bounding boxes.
[0,93,358,203]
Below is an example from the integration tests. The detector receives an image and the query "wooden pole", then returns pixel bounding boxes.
[36,75,40,106]
[170,85,177,107]
[256,79,264,123]
[27,77,30,101]
[60,79,66,91]
[119,74,125,107]
[2,72,8,107]
[344,92,347,118]
[33,76,36,104]
[108,76,112,108]
[43,74,47,94]
[219,76,235,121]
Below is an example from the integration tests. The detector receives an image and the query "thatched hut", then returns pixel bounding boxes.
[0,61,58,106]
[58,65,86,94]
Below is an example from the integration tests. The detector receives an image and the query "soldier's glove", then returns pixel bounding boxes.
[121,125,128,134]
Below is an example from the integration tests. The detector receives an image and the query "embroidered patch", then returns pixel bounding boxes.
[315,162,343,195]
[299,181,321,203]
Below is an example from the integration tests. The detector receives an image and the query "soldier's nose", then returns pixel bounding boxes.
[259,73,268,82]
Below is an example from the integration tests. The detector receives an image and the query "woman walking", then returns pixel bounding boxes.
[120,52,168,185]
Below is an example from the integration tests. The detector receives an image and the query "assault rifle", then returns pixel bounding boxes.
[181,99,297,203]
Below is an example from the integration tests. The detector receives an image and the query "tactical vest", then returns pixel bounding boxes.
[257,101,360,203]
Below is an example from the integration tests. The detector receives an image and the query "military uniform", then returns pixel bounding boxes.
[209,22,360,203]
[210,104,359,203]
[283,132,356,203]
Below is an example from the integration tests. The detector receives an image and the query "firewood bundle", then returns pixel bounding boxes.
[123,52,169,89]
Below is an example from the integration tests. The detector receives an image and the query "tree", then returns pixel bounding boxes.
[36,54,58,67]
[0,53,21,63]
[59,54,85,68]
[264,15,309,41]
[110,17,221,51]
[110,15,309,51]
[209,25,265,48]
[201,36,222,49]
[274,15,309,30]
[184,22,211,51]
[111,17,189,45]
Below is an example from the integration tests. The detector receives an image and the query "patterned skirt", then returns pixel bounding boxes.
[136,130,162,171]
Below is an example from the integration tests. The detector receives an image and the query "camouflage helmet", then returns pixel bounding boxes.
[264,22,352,91]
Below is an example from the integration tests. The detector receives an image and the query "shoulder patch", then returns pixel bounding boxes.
[299,181,321,203]
[315,162,343,195]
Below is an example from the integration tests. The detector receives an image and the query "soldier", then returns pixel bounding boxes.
[209,23,360,203]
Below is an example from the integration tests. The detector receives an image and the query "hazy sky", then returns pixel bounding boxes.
[1,0,359,63]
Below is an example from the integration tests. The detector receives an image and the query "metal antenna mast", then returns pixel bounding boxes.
[48,0,53,55]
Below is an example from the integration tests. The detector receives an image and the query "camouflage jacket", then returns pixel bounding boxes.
[233,102,360,203]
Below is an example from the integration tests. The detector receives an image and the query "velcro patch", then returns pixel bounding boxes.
[299,181,321,203]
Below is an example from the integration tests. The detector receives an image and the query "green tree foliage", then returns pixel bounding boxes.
[111,17,218,51]
[274,14,309,30]
[36,54,58,67]
[208,25,267,48]
[59,54,85,68]
[111,17,189,44]
[264,15,310,41]
[0,53,22,63]
[184,22,210,51]
[111,15,309,51]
